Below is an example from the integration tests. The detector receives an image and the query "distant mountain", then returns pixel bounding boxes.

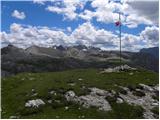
[1,45,159,77]
[140,47,159,59]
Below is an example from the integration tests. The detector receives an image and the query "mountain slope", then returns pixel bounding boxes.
[1,45,159,77]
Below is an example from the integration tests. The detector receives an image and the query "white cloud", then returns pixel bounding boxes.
[67,27,72,32]
[38,0,158,27]
[46,0,85,20]
[33,0,45,5]
[71,22,119,50]
[11,10,26,20]
[77,0,158,28]
[1,22,158,51]
[140,26,159,47]
[123,0,158,28]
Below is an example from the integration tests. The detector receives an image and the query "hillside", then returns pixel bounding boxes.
[2,68,158,119]
[1,45,159,77]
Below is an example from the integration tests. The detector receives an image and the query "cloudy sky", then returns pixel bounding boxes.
[1,0,159,51]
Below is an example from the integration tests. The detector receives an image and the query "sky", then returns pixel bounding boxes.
[1,0,159,51]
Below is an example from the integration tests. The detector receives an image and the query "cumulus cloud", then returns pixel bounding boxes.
[33,0,46,5]
[1,22,158,51]
[140,26,159,47]
[46,0,85,20]
[123,0,159,28]
[11,10,26,20]
[34,0,158,27]
[71,22,119,50]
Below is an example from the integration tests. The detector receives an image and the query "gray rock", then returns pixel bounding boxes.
[116,98,124,103]
[25,99,45,108]
[9,116,19,119]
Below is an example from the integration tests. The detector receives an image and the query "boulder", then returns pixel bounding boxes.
[25,99,45,108]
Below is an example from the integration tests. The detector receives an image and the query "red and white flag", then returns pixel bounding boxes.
[115,21,121,26]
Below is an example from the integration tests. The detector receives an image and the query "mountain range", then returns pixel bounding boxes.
[1,45,159,77]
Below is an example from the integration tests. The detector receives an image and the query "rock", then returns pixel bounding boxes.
[49,90,55,95]
[56,116,59,118]
[48,100,52,104]
[116,98,123,103]
[78,78,83,81]
[101,65,136,73]
[129,72,133,75]
[119,84,159,119]
[68,83,76,86]
[31,89,35,92]
[89,87,109,96]
[152,102,159,106]
[111,90,116,95]
[9,116,19,119]
[143,111,154,119]
[79,95,111,111]
[25,99,45,108]
[29,78,34,80]
[65,88,112,112]
[81,115,85,118]
[65,91,76,101]
[65,106,69,110]
[32,93,38,96]
[139,84,154,92]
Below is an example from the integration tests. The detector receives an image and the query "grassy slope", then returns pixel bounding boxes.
[2,68,158,119]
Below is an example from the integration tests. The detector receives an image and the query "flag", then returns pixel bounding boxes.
[115,21,121,26]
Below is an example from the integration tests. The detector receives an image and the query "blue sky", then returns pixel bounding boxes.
[1,0,159,51]
[2,1,147,34]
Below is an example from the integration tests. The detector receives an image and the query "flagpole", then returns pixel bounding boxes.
[119,12,121,66]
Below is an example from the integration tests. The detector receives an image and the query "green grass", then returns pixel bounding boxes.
[2,68,158,119]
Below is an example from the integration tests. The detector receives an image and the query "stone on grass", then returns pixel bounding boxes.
[116,98,124,103]
[25,99,45,108]
[129,72,133,75]
[9,116,19,119]
[139,84,154,92]
[68,83,76,86]
[65,88,112,112]
[78,78,83,81]
[48,100,52,104]
[65,106,69,110]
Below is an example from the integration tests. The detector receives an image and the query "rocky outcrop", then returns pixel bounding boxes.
[101,64,136,73]
[25,99,45,108]
[65,88,112,111]
[119,84,159,119]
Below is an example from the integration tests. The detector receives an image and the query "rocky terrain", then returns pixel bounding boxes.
[1,45,159,77]
[2,65,159,119]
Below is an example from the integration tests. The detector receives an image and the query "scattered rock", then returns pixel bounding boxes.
[49,90,55,95]
[116,98,123,103]
[119,84,159,119]
[89,87,109,96]
[79,95,111,111]
[25,99,45,108]
[101,65,136,73]
[65,88,112,111]
[48,100,52,104]
[129,72,133,75]
[81,115,85,118]
[139,84,154,92]
[65,91,76,101]
[68,83,76,86]
[9,116,19,119]
[32,93,38,97]
[65,106,69,110]
[29,77,34,80]
[31,89,35,92]
[78,78,83,81]
[56,116,59,118]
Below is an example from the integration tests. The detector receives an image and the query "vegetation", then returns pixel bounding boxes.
[2,68,158,118]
